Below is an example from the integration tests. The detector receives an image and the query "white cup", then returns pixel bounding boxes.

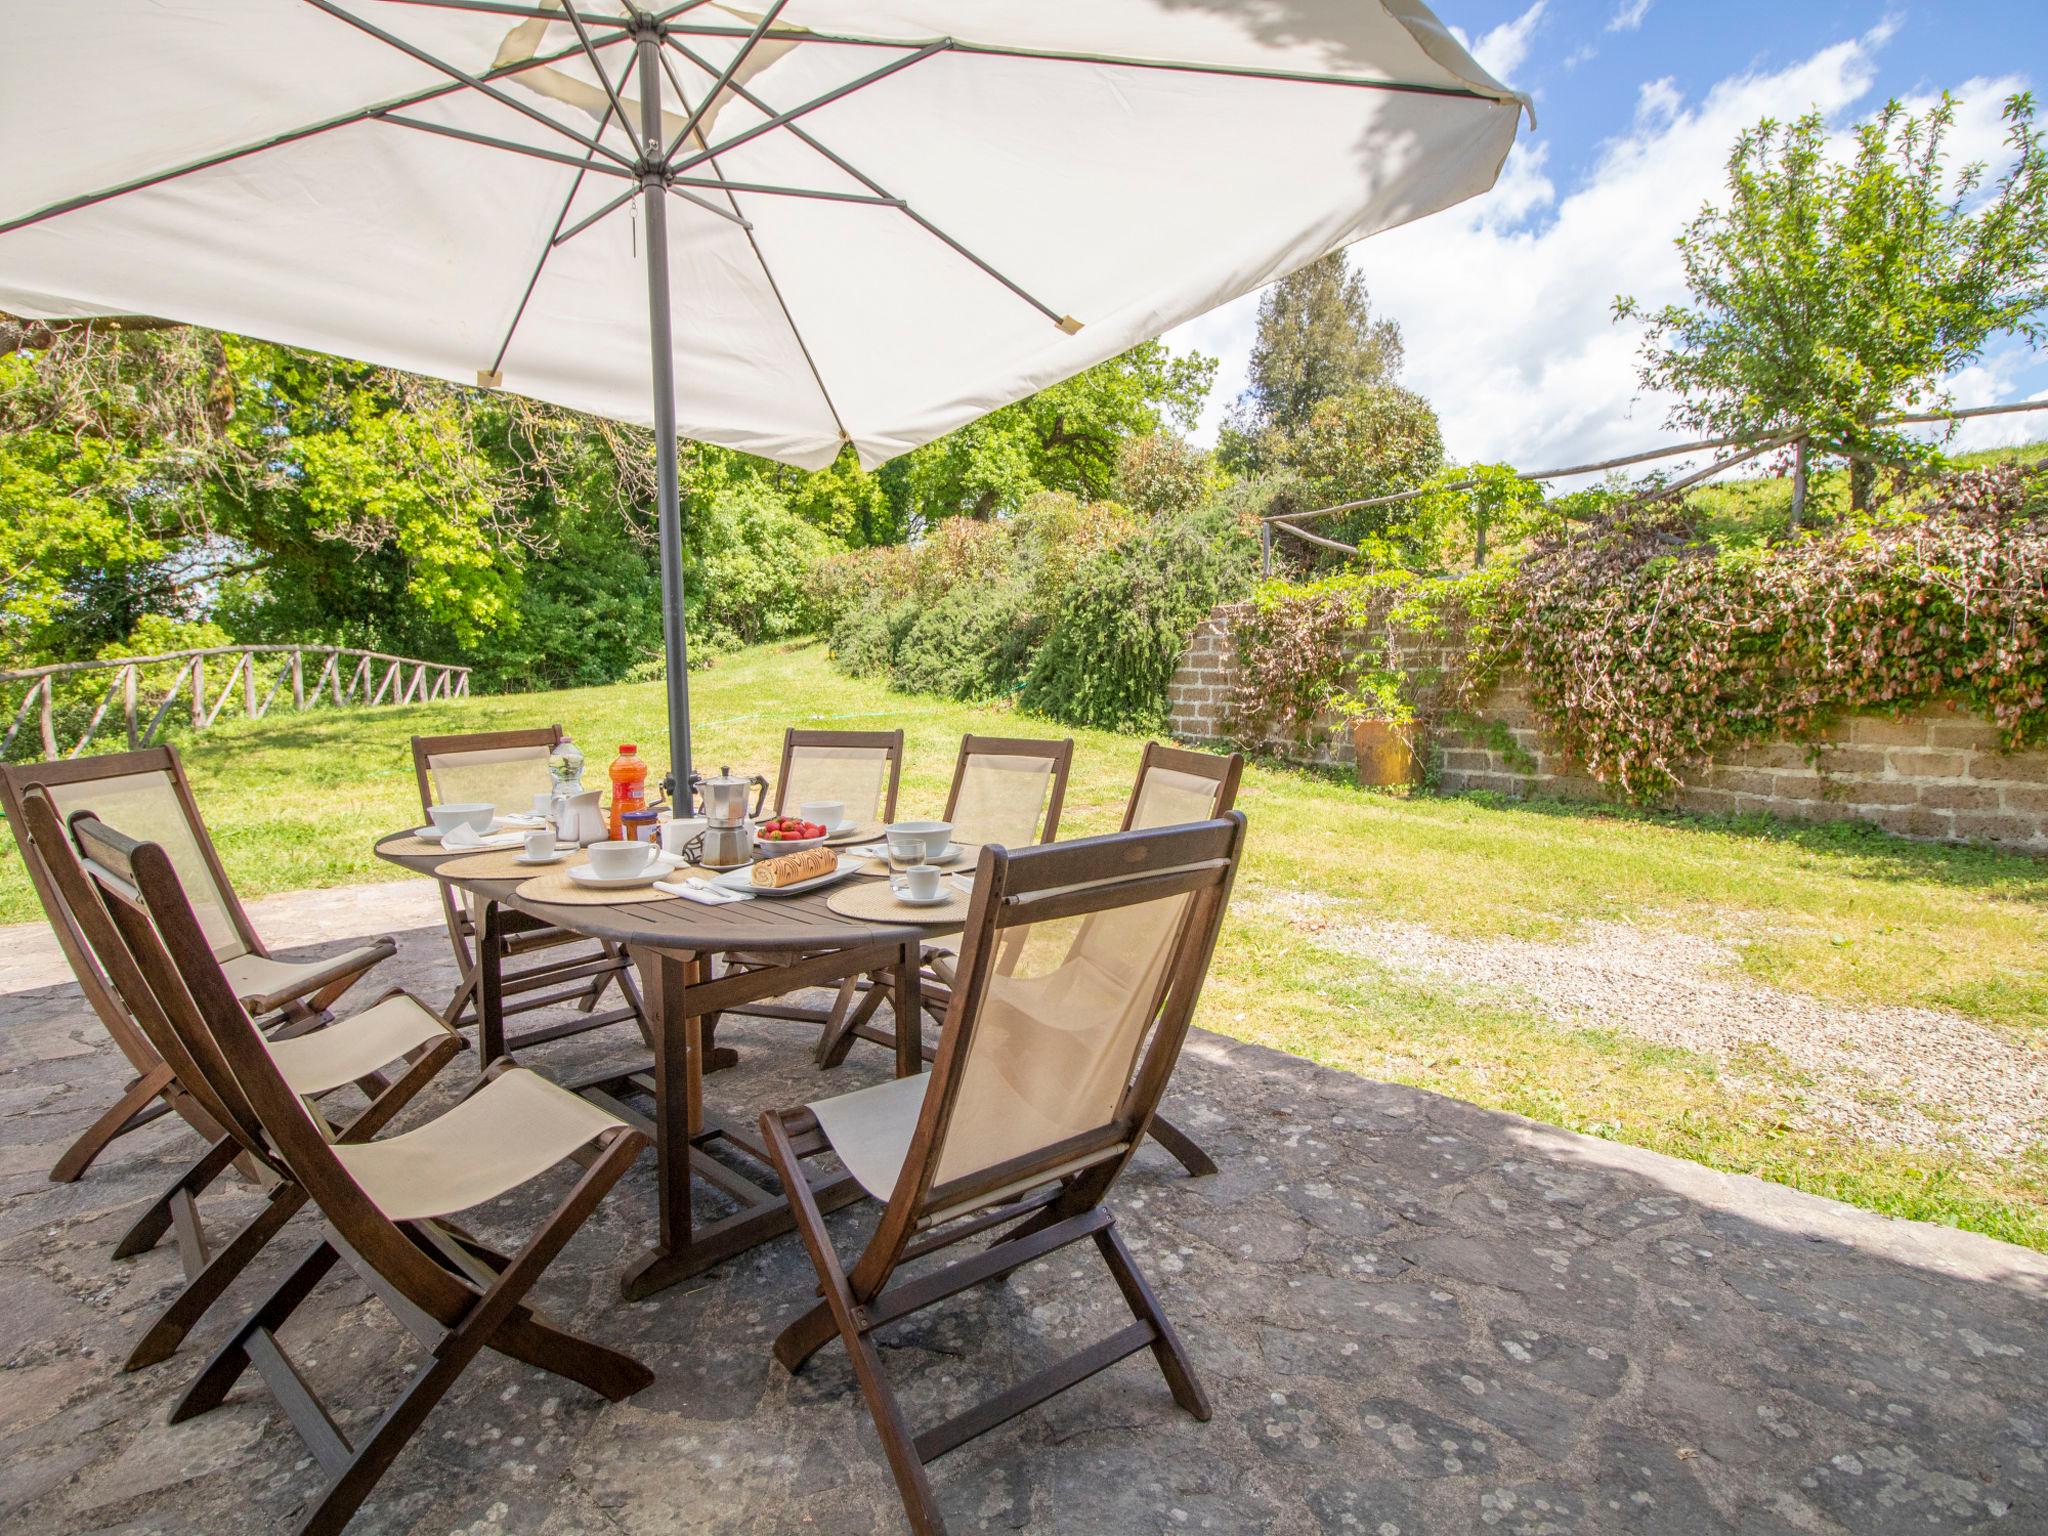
[799,799,846,834]
[532,791,555,818]
[660,817,707,856]
[523,828,556,862]
[893,864,942,901]
[586,840,657,879]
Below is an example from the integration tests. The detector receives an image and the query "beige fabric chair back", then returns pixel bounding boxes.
[933,886,1190,1185]
[1124,742,1243,832]
[43,767,245,961]
[425,743,554,814]
[775,729,903,824]
[948,753,1058,848]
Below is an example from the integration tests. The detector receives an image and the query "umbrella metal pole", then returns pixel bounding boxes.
[637,20,694,810]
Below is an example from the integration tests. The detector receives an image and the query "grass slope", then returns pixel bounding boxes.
[3,640,2043,1248]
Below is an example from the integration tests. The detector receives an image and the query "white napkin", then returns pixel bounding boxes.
[440,822,526,851]
[654,878,753,904]
[496,812,548,828]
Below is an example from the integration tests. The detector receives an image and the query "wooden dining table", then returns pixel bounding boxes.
[374,832,955,1300]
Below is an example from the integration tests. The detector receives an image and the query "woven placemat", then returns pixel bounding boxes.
[377,832,448,857]
[823,821,885,847]
[434,846,589,881]
[514,864,679,906]
[827,879,971,925]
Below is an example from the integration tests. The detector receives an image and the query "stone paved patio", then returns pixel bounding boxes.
[1,880,2043,1535]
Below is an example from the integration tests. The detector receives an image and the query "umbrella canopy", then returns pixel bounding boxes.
[0,1,1525,797]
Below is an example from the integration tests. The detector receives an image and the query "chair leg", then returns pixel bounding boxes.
[489,1307,653,1400]
[762,1111,946,1534]
[171,1238,339,1423]
[49,1066,178,1183]
[815,975,892,1069]
[809,974,866,1067]
[113,1133,242,1261]
[1094,1223,1210,1420]
[125,1181,308,1371]
[293,1331,477,1536]
[1146,1114,1218,1178]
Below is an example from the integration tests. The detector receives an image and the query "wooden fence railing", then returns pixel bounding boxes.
[1261,397,2048,570]
[1,645,471,763]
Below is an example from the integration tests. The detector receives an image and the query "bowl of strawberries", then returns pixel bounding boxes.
[753,814,830,855]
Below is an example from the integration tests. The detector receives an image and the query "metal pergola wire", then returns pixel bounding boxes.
[0,0,1508,803]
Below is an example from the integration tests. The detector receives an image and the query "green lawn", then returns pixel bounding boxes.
[5,640,2045,1249]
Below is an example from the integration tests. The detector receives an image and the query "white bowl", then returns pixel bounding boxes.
[755,829,829,855]
[883,819,953,862]
[429,802,494,834]
[586,840,660,880]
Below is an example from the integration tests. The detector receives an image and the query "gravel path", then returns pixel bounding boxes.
[1253,888,2048,1161]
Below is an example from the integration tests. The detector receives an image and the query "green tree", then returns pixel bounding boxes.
[1617,92,2048,511]
[1221,251,1404,468]
[895,341,1214,523]
[1263,384,1444,559]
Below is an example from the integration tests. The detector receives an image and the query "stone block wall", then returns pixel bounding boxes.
[1166,607,2048,853]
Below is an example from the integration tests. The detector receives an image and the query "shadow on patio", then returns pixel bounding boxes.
[1,882,2041,1534]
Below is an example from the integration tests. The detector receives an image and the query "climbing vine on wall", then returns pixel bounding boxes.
[1454,463,2048,798]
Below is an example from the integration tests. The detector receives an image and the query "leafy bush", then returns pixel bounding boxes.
[1019,497,1260,731]
[889,577,1041,701]
[691,482,846,649]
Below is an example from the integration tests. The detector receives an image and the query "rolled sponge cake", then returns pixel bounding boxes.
[753,846,838,887]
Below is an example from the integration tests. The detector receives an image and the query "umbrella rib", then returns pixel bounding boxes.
[298,0,639,173]
[366,1,633,27]
[660,23,1512,108]
[376,113,637,176]
[560,3,639,150]
[667,41,946,178]
[551,184,641,246]
[0,31,626,240]
[665,35,1070,329]
[656,43,851,447]
[488,96,625,378]
[661,0,789,163]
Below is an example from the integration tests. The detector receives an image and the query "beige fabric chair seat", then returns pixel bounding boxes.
[808,1072,930,1201]
[807,1071,1126,1223]
[266,994,452,1098]
[221,945,393,1012]
[336,1067,624,1221]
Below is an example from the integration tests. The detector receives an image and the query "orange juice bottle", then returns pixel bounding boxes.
[607,744,648,839]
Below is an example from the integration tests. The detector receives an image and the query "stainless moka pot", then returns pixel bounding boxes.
[690,766,768,869]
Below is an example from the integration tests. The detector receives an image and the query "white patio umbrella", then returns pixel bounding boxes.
[0,1,1525,803]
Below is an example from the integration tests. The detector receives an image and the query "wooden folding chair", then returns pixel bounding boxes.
[26,790,461,1371]
[410,727,647,1051]
[763,814,1245,1536]
[0,749,395,1184]
[710,728,904,1057]
[814,733,1072,1066]
[75,813,652,1536]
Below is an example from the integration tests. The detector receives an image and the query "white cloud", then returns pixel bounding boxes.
[1168,36,2046,478]
[1607,0,1652,34]
[1450,1,1547,85]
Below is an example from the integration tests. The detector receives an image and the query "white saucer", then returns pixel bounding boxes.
[514,851,564,866]
[567,854,680,889]
[885,843,965,868]
[886,887,953,907]
[413,825,446,842]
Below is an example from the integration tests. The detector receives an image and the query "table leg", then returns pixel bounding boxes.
[893,942,924,1079]
[477,901,507,1064]
[641,947,697,1264]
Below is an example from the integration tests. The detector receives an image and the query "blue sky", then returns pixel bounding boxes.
[1169,1,2048,474]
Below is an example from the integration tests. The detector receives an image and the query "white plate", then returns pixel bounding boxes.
[566,854,683,889]
[413,825,446,842]
[514,851,564,866]
[710,853,863,898]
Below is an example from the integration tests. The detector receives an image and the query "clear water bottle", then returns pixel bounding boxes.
[551,736,585,795]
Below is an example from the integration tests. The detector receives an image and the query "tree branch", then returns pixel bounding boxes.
[0,311,186,359]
